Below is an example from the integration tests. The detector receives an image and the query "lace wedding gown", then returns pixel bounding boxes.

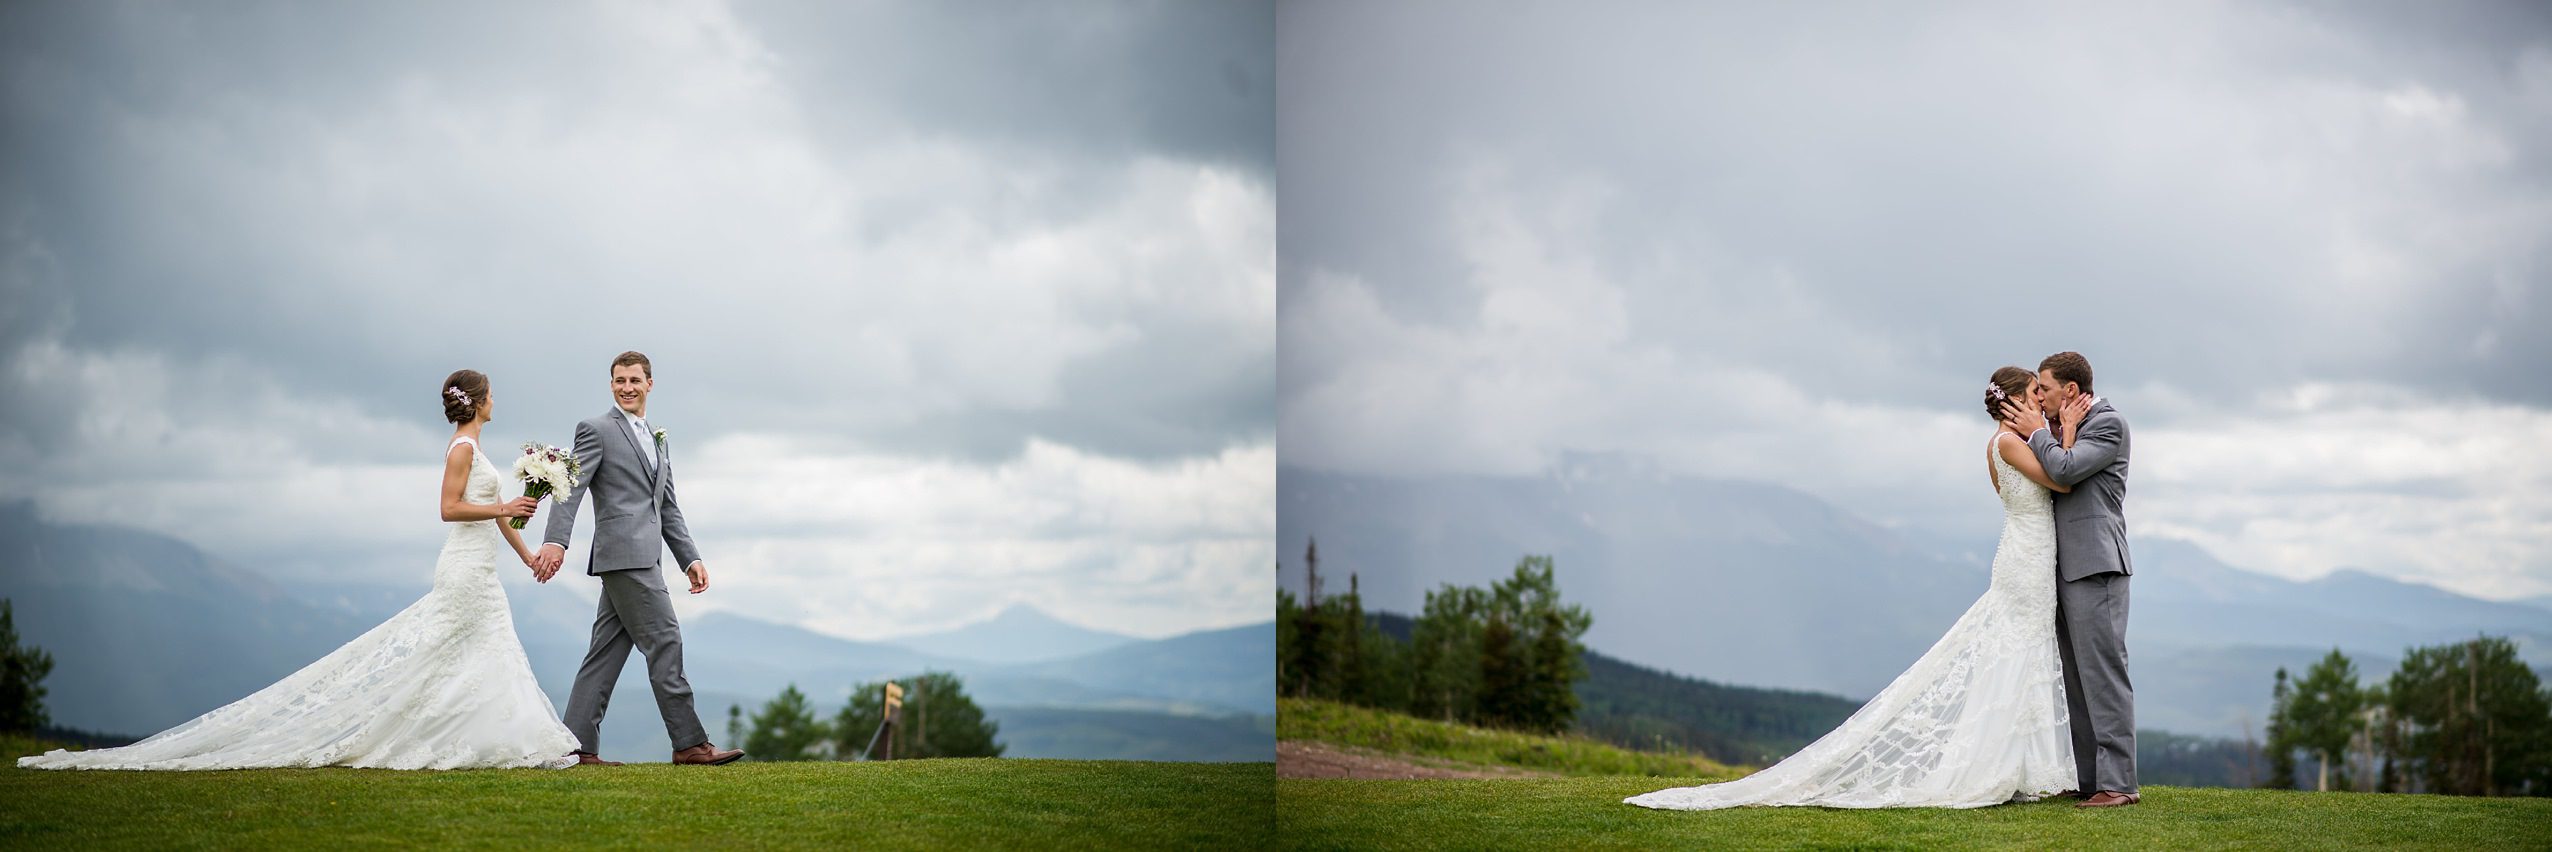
[19,436,580,771]
[1626,434,2075,809]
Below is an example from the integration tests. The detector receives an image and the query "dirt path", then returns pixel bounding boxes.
[1276,740,1559,780]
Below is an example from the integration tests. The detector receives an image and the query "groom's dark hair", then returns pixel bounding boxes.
[2039,351,2093,395]
[611,350,652,379]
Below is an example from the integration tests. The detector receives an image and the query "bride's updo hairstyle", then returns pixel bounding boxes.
[442,370,488,424]
[1985,366,2032,420]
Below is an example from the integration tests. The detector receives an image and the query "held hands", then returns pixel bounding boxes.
[684,561,709,595]
[532,544,566,584]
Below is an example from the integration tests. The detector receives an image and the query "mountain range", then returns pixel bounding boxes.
[0,502,1272,763]
[1277,462,2552,739]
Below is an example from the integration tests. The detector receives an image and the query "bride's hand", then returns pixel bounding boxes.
[2059,395,2092,431]
[498,496,540,520]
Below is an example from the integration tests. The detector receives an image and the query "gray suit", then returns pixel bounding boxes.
[2027,398,2136,794]
[542,406,708,754]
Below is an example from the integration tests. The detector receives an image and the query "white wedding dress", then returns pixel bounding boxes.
[1626,434,2075,809]
[19,436,580,771]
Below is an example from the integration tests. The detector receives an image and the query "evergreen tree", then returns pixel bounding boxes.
[745,684,830,761]
[1353,613,1413,712]
[1294,538,1331,699]
[1476,556,1591,734]
[2386,636,2552,797]
[1524,606,1583,733]
[2288,649,2365,791]
[2265,667,2297,790]
[836,671,1004,759]
[1477,614,1524,728]
[1337,572,1368,706]
[0,600,50,732]
[1410,584,1486,722]
[1276,579,1300,697]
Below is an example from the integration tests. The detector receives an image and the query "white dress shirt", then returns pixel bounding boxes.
[627,413,658,470]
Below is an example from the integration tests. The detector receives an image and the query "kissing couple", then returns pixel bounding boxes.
[1628,351,2138,810]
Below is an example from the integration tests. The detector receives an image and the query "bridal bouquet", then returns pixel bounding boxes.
[510,443,581,529]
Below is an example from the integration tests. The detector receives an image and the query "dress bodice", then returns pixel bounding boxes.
[452,436,501,511]
[1991,433,2053,519]
[1986,432,2058,612]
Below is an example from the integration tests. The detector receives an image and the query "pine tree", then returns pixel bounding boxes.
[1294,538,1330,699]
[1477,614,1523,728]
[2289,649,2364,791]
[1411,584,1486,723]
[2266,667,2297,790]
[1276,584,1301,697]
[835,672,1004,759]
[0,600,51,733]
[2386,636,2552,796]
[744,684,829,761]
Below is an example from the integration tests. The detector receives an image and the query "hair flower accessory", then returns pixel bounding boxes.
[1986,384,2008,402]
[446,386,472,404]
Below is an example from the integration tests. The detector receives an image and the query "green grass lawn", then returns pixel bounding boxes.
[1279,698,1742,779]
[1277,777,2552,850]
[1276,701,2552,849]
[1,735,1273,849]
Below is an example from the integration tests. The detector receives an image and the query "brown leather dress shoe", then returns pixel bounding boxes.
[2076,791,2140,808]
[572,752,622,767]
[2054,789,2084,799]
[672,742,745,766]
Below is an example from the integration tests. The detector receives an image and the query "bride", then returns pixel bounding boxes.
[1626,367,2080,809]
[20,370,581,771]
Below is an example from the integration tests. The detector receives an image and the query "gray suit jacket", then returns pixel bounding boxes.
[2027,398,2133,582]
[542,407,702,575]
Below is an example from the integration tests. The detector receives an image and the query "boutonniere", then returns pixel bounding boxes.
[653,428,667,446]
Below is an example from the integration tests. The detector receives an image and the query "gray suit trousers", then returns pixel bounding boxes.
[562,565,707,754]
[2054,570,2136,794]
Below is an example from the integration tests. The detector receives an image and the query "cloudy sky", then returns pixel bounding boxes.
[0,0,1273,640]
[1278,1,2552,602]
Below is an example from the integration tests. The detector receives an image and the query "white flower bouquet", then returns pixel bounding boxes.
[510,442,581,529]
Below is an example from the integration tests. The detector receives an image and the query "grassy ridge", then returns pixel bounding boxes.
[1279,698,1743,779]
[2,735,1273,849]
[1277,777,2552,850]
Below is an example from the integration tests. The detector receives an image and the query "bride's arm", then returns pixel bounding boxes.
[496,502,535,565]
[1997,433,2073,493]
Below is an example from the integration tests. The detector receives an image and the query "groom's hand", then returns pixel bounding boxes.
[2000,400,2047,436]
[684,561,709,595]
[533,544,566,583]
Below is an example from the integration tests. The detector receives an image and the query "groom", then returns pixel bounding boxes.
[532,350,745,767]
[2002,351,2136,808]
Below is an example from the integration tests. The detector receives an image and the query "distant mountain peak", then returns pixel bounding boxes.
[881,601,1138,666]
[985,602,1074,625]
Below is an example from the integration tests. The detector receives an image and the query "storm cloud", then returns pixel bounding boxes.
[0,0,1274,638]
